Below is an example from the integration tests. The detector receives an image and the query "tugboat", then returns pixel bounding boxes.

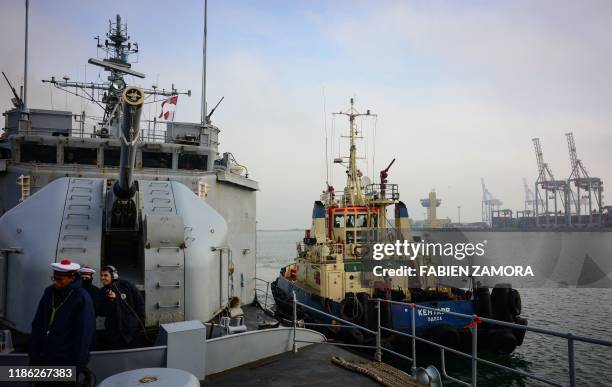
[272,98,527,354]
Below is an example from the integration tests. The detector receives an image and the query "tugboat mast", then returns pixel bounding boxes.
[334,98,375,206]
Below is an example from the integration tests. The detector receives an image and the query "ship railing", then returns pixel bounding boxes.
[365,183,400,200]
[254,277,275,312]
[289,293,612,387]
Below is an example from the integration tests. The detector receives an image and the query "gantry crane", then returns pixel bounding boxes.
[532,138,568,226]
[565,132,603,225]
[481,178,502,225]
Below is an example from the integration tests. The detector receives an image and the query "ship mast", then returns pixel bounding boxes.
[41,15,190,137]
[334,98,374,206]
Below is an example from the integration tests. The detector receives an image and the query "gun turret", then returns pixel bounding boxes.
[108,86,144,229]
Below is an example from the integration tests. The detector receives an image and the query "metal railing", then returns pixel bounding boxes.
[289,292,612,387]
[254,277,275,312]
[365,183,400,200]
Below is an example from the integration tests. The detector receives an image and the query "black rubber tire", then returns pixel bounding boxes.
[491,329,518,354]
[474,287,492,318]
[428,325,460,349]
[491,286,513,322]
[509,289,522,316]
[348,327,365,346]
[513,316,528,346]
[340,294,364,323]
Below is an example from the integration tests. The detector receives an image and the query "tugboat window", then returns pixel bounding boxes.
[371,214,378,227]
[103,148,121,167]
[142,151,173,169]
[346,214,355,228]
[356,214,368,227]
[64,147,97,165]
[178,154,207,171]
[333,214,345,228]
[356,230,367,243]
[20,143,57,163]
[346,231,355,244]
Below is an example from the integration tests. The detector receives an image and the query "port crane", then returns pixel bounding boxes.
[565,132,603,225]
[532,138,568,226]
[481,178,502,226]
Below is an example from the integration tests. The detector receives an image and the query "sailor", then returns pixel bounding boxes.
[78,265,101,313]
[99,265,146,349]
[29,259,96,382]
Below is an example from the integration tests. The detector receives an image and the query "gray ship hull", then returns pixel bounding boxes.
[412,227,612,288]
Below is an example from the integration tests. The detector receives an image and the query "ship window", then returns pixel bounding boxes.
[20,143,56,163]
[346,231,355,244]
[333,214,345,228]
[356,214,368,227]
[64,147,97,165]
[0,147,11,159]
[103,148,121,167]
[370,214,378,227]
[142,151,173,169]
[178,154,207,171]
[346,214,355,228]
[356,230,367,243]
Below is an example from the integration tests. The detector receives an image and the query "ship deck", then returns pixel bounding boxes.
[202,344,382,386]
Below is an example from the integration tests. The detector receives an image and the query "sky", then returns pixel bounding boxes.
[2,0,612,229]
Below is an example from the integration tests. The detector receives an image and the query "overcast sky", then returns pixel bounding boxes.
[2,0,612,229]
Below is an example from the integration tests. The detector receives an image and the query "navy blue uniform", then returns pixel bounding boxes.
[82,280,102,314]
[29,277,96,374]
[100,279,145,349]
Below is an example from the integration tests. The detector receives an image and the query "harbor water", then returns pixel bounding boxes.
[257,230,612,387]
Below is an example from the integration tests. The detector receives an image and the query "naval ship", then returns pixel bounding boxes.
[412,135,612,289]
[0,8,324,384]
[0,13,258,332]
[272,99,528,355]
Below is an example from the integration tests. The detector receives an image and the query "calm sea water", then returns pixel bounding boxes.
[256,230,612,387]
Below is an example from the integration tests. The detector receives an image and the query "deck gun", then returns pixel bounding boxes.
[107,86,144,229]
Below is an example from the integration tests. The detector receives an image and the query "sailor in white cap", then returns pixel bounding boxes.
[50,258,81,273]
[78,265,101,314]
[29,259,96,379]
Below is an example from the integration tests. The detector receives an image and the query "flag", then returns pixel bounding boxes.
[159,95,178,121]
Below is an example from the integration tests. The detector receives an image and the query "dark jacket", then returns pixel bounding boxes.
[100,279,145,346]
[29,277,96,373]
[82,280,102,314]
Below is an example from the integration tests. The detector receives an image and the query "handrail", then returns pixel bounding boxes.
[289,293,612,387]
[254,277,274,312]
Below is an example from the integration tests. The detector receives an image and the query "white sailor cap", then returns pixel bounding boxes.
[51,259,81,272]
[78,265,96,274]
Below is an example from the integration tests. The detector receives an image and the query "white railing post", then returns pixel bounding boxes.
[471,316,479,387]
[411,303,417,375]
[292,291,298,353]
[568,333,576,387]
[375,298,382,362]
